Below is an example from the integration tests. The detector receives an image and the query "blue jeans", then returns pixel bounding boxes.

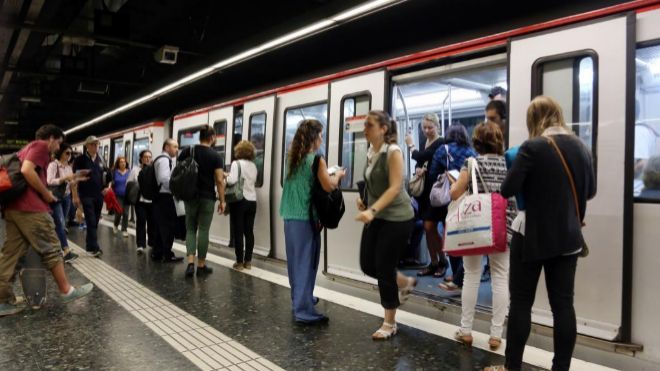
[284,220,323,322]
[50,194,72,250]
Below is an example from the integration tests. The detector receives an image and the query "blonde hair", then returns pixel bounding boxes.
[526,95,569,138]
[422,113,440,128]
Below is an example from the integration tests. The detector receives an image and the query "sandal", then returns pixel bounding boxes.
[372,322,398,340]
[488,337,502,351]
[433,265,447,278]
[417,264,438,276]
[444,275,453,282]
[398,276,417,303]
[454,329,473,346]
[484,366,507,371]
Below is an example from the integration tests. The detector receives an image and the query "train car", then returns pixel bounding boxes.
[82,2,660,365]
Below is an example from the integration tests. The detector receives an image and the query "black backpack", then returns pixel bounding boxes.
[170,146,198,201]
[138,154,171,201]
[309,155,345,229]
[0,152,27,205]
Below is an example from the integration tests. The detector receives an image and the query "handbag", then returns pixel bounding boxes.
[545,136,589,258]
[408,163,426,197]
[444,158,508,256]
[48,163,67,200]
[429,145,453,207]
[225,161,244,203]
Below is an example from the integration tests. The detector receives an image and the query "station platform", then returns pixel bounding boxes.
[0,221,614,370]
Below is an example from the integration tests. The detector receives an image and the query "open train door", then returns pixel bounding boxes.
[508,14,634,340]
[325,70,386,283]
[207,106,234,246]
[243,95,276,257]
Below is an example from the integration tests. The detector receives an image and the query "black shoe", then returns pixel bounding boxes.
[63,252,79,263]
[150,254,163,261]
[185,264,195,277]
[295,315,329,326]
[163,255,184,263]
[196,265,213,276]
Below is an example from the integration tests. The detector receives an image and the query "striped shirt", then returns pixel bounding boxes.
[462,155,518,243]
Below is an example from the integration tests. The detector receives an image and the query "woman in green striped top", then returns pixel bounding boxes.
[280,119,344,324]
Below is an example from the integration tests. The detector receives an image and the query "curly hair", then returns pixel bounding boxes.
[287,119,323,179]
[367,110,398,144]
[234,140,256,160]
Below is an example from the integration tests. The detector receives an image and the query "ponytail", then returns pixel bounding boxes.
[368,110,398,144]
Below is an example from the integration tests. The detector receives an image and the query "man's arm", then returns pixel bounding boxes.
[215,168,226,214]
[21,159,55,203]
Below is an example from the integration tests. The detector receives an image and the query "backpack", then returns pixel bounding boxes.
[170,146,199,201]
[138,154,171,201]
[309,155,345,229]
[0,152,27,205]
[225,161,244,203]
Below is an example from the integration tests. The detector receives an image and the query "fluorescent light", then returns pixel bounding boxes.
[20,96,41,103]
[4,120,18,125]
[65,0,405,135]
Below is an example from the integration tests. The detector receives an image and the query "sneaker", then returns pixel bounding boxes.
[63,251,79,263]
[122,231,129,238]
[0,302,27,317]
[86,250,102,257]
[232,262,244,271]
[113,225,119,233]
[196,265,213,276]
[243,262,252,270]
[185,263,195,277]
[61,283,94,304]
[136,247,145,255]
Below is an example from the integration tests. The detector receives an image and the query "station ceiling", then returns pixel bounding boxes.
[0,0,630,142]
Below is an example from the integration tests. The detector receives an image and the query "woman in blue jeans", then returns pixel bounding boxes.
[279,119,344,325]
[46,143,78,262]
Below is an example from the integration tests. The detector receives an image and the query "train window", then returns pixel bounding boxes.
[113,139,123,163]
[282,102,329,185]
[132,138,150,168]
[232,110,244,162]
[249,112,266,187]
[339,94,371,189]
[103,145,109,165]
[178,126,203,149]
[392,63,508,175]
[533,53,598,159]
[213,120,227,165]
[634,44,660,201]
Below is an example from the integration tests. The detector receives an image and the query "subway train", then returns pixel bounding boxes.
[73,2,660,364]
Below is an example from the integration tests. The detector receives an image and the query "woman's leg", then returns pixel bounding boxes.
[505,233,543,370]
[489,249,510,339]
[113,197,121,228]
[120,196,129,231]
[51,202,68,250]
[243,201,257,262]
[231,200,246,263]
[544,253,578,371]
[284,220,323,321]
[423,220,441,266]
[459,255,483,334]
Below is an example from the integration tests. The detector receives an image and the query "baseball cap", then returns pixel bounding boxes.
[85,135,100,145]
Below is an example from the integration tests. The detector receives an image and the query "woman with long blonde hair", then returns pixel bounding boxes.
[486,96,596,371]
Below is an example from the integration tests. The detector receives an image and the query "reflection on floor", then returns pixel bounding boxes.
[0,223,546,370]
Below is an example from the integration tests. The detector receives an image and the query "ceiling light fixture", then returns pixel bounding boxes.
[64,0,405,135]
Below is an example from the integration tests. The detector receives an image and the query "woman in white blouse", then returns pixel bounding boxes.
[46,143,78,262]
[226,140,258,270]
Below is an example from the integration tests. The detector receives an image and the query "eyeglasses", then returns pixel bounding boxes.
[64,151,72,155]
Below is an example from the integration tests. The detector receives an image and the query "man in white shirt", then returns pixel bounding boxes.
[152,138,184,262]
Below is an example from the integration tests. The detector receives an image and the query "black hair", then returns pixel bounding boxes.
[35,124,65,141]
[139,149,152,162]
[55,143,72,160]
[200,125,215,142]
[486,100,507,120]
[445,123,471,146]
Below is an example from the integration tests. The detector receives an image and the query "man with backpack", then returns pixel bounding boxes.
[152,139,184,263]
[0,125,93,316]
[175,126,225,277]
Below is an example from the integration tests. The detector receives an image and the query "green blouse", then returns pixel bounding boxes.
[280,153,316,220]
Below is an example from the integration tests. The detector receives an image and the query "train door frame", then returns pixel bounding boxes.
[508,14,633,341]
[272,84,329,261]
[324,70,385,283]
[242,95,276,257]
[207,106,234,246]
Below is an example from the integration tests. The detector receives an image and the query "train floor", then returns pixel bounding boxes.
[0,221,612,370]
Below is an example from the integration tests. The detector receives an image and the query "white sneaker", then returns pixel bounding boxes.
[136,247,145,255]
[113,226,119,233]
[122,231,129,238]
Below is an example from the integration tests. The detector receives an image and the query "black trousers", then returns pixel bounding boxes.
[360,218,414,309]
[505,232,579,371]
[229,199,257,263]
[81,196,103,252]
[153,193,177,259]
[135,201,156,249]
